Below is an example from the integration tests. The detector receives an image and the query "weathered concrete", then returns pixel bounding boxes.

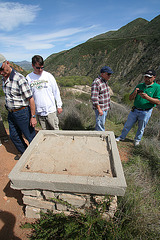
[9,130,127,196]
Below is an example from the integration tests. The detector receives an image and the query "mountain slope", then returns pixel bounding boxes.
[14,61,32,71]
[88,18,148,41]
[45,15,160,95]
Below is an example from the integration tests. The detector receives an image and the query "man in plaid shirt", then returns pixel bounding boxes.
[91,66,114,131]
[0,54,37,159]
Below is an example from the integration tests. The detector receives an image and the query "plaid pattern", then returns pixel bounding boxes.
[91,76,110,111]
[3,69,32,110]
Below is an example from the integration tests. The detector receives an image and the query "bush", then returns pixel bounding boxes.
[107,102,130,124]
[113,151,160,239]
[57,76,92,87]
[23,198,115,240]
[121,93,132,106]
[144,108,160,139]
[59,98,95,130]
[76,93,90,101]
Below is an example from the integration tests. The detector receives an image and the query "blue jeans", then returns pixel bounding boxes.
[120,108,152,141]
[8,106,36,154]
[95,109,108,131]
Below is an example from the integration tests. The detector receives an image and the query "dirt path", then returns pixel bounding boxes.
[0,132,32,240]
[0,130,132,240]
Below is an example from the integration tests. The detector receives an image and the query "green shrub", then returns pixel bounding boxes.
[0,88,5,97]
[121,93,132,106]
[57,76,92,87]
[59,99,95,130]
[107,102,130,124]
[22,197,116,240]
[76,93,90,101]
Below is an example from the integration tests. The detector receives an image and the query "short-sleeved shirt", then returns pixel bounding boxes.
[132,82,160,109]
[2,69,32,110]
[91,76,110,111]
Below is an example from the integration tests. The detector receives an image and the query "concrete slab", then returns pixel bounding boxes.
[9,130,127,196]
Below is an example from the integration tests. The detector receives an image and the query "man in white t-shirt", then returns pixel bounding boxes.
[26,55,63,130]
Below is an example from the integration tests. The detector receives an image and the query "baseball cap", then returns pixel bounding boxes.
[100,66,114,74]
[0,54,6,68]
[144,69,156,77]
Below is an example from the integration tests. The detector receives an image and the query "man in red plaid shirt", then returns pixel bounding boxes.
[91,66,114,131]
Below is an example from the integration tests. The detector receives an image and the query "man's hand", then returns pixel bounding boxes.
[98,108,103,116]
[139,92,160,105]
[57,108,63,114]
[138,92,147,99]
[129,88,139,100]
[30,117,37,127]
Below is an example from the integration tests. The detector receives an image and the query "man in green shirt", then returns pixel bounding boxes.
[116,69,160,146]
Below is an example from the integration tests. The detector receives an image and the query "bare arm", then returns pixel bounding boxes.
[29,97,37,127]
[129,88,139,101]
[139,92,160,105]
[95,104,103,116]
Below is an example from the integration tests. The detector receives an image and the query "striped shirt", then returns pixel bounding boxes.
[91,76,111,111]
[2,69,33,110]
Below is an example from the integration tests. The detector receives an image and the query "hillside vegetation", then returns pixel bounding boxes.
[44,15,160,100]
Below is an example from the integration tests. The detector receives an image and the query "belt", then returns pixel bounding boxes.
[8,106,27,112]
[134,107,152,111]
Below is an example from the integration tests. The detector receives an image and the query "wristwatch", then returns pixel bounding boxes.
[32,115,36,118]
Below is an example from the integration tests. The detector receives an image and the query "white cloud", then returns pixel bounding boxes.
[0,2,40,31]
[0,24,105,61]
[0,25,100,50]
[29,26,96,42]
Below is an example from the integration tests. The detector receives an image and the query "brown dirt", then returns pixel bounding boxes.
[0,131,33,240]
[0,130,132,240]
[118,141,133,162]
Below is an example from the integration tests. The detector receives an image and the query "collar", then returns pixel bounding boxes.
[99,76,107,82]
[145,82,155,88]
[3,68,15,85]
[9,68,16,81]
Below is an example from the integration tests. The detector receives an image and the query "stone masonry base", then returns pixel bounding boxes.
[21,189,117,219]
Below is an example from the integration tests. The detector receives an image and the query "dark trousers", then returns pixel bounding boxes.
[8,106,36,153]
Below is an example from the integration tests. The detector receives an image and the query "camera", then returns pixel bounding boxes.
[137,90,143,93]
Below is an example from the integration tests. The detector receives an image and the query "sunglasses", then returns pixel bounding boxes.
[35,66,44,69]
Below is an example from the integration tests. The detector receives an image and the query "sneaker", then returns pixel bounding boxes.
[0,140,2,147]
[115,136,124,142]
[134,140,140,146]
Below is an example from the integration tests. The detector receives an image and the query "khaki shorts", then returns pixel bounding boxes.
[38,112,59,130]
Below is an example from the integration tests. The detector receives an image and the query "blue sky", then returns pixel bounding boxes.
[0,0,160,62]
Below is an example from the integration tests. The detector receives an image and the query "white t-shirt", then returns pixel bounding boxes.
[26,71,62,116]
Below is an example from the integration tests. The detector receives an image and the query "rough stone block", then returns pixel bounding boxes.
[59,193,86,208]
[43,190,56,200]
[23,196,55,210]
[56,203,68,211]
[25,206,40,219]
[22,189,43,199]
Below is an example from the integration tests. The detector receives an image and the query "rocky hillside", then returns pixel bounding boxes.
[44,15,160,96]
[14,60,32,71]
